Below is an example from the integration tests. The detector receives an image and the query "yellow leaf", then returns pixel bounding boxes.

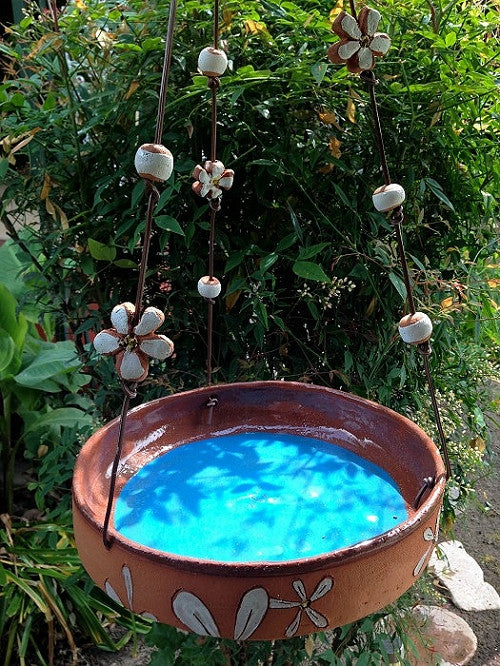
[440,297,454,310]
[226,290,241,311]
[74,0,87,8]
[124,80,140,99]
[487,279,500,288]
[329,0,344,24]
[328,137,342,159]
[244,19,270,37]
[469,436,485,453]
[430,109,442,127]
[365,295,377,317]
[488,298,498,311]
[223,9,235,25]
[28,32,63,59]
[305,635,315,659]
[318,163,334,174]
[346,92,356,124]
[40,173,52,201]
[318,109,343,131]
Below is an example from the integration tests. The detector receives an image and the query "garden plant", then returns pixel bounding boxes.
[0,0,498,663]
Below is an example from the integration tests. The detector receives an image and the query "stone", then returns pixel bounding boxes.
[428,540,500,611]
[406,605,477,666]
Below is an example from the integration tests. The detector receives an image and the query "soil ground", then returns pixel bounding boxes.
[71,387,500,666]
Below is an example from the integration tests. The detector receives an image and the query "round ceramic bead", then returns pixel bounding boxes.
[398,312,433,345]
[198,276,222,299]
[134,143,173,182]
[198,47,228,77]
[372,183,406,212]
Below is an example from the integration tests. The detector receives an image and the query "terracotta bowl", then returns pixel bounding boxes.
[73,381,445,640]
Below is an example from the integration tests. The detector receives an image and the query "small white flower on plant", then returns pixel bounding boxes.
[192,160,234,200]
[269,577,333,637]
[93,302,174,382]
[327,7,391,73]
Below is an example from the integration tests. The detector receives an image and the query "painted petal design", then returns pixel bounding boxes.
[285,609,302,638]
[134,306,164,336]
[198,169,211,184]
[111,302,135,335]
[117,350,149,381]
[370,33,391,55]
[359,6,381,36]
[337,40,361,60]
[310,577,333,602]
[424,527,435,541]
[269,598,301,609]
[327,42,346,65]
[305,606,328,629]
[338,12,362,40]
[234,588,269,640]
[414,545,432,577]
[292,579,307,601]
[122,565,133,608]
[209,160,225,177]
[140,335,174,360]
[357,46,374,70]
[218,172,234,190]
[192,164,204,180]
[105,581,123,606]
[141,612,158,621]
[172,591,220,637]
[93,330,121,355]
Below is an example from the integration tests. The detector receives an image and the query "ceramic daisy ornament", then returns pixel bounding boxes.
[192,160,234,200]
[328,7,391,73]
[93,302,174,382]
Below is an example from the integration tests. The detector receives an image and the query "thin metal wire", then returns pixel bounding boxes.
[358,36,452,479]
[204,9,223,387]
[102,1,179,549]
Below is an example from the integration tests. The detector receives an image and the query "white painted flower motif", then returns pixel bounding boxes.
[414,511,441,577]
[269,578,333,637]
[327,7,391,73]
[105,565,157,620]
[93,302,174,382]
[172,590,220,637]
[192,160,234,200]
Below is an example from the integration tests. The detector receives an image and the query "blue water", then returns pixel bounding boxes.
[114,432,408,563]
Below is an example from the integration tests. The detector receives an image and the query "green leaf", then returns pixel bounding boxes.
[114,259,138,269]
[0,283,27,350]
[154,215,184,235]
[24,407,92,434]
[292,261,330,282]
[423,178,455,211]
[388,272,407,301]
[0,329,17,376]
[311,62,328,85]
[297,242,329,261]
[88,238,117,262]
[445,31,457,47]
[258,252,279,274]
[0,158,9,179]
[14,341,82,391]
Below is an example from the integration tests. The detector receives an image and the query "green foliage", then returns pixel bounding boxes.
[0,514,153,666]
[0,242,94,515]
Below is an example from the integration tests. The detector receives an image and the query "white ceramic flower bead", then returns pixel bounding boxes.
[134,143,174,182]
[139,335,174,360]
[198,47,228,77]
[110,302,135,335]
[398,312,433,345]
[198,276,222,299]
[372,183,406,212]
[134,306,165,336]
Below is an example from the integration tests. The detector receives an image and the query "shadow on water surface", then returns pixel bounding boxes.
[114,433,407,562]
